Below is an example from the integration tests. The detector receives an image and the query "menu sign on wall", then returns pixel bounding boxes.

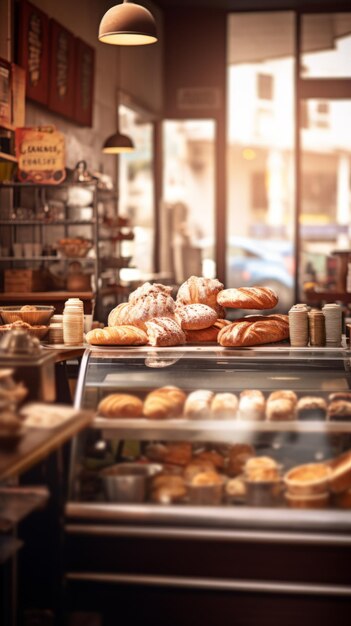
[18,0,49,106]
[15,126,66,184]
[48,20,75,119]
[74,38,95,127]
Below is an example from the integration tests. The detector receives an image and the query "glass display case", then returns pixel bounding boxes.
[64,346,351,624]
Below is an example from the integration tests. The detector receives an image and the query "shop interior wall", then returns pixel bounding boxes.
[162,7,227,283]
[6,0,163,183]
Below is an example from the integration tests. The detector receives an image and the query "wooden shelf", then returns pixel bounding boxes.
[0,291,94,302]
[0,151,17,163]
[0,220,95,226]
[0,256,96,261]
[0,121,16,132]
[304,291,351,304]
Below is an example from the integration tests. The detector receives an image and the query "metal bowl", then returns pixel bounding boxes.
[0,306,55,325]
[101,463,162,503]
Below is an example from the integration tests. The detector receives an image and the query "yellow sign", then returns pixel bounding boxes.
[16,126,66,184]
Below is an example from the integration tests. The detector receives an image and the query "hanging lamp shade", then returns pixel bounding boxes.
[102,130,135,154]
[99,1,158,46]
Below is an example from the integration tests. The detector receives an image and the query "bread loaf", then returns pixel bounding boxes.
[175,303,217,330]
[129,282,173,305]
[143,386,186,419]
[194,449,225,469]
[238,390,265,421]
[297,396,327,420]
[108,302,135,327]
[176,276,224,310]
[218,314,289,347]
[266,397,296,421]
[185,319,230,344]
[146,442,192,466]
[130,293,176,330]
[98,393,143,418]
[184,389,214,419]
[217,286,278,309]
[145,317,185,346]
[211,392,238,419]
[86,325,148,346]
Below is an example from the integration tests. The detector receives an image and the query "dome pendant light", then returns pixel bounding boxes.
[99,1,158,46]
[102,91,135,154]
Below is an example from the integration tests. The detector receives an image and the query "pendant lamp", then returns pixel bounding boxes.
[102,93,135,154]
[99,1,158,46]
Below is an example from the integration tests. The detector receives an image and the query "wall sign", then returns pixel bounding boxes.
[0,59,11,125]
[18,0,49,106]
[15,126,66,184]
[74,38,95,127]
[48,19,75,119]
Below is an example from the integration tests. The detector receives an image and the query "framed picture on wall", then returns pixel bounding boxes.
[48,19,75,119]
[18,0,50,106]
[74,38,95,127]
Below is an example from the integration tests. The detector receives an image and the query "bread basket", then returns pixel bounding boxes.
[0,306,55,325]
[0,325,49,340]
[57,238,92,258]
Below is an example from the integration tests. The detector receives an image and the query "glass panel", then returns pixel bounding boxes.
[118,105,154,280]
[162,120,216,280]
[227,13,295,312]
[301,13,351,78]
[300,99,351,295]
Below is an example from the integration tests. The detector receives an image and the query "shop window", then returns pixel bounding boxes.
[257,73,274,101]
[301,13,351,78]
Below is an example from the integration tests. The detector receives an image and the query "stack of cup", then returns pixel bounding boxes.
[48,315,64,344]
[308,310,326,347]
[63,298,84,345]
[322,304,342,347]
[288,304,309,347]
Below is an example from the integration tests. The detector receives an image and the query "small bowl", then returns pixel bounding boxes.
[245,479,282,507]
[0,306,55,325]
[101,463,162,503]
[186,479,224,505]
[285,492,330,509]
[284,463,331,496]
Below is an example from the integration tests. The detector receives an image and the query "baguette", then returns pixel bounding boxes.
[86,325,148,346]
[217,287,278,310]
[98,393,143,418]
[218,314,289,347]
[143,386,186,419]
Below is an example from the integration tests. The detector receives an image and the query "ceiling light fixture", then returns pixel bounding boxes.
[102,92,135,154]
[99,1,158,46]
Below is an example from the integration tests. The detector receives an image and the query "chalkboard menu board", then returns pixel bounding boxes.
[18,0,49,106]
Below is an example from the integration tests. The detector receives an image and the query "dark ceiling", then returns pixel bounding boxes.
[153,0,351,10]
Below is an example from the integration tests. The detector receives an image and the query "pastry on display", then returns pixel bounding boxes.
[20,305,38,311]
[297,396,327,420]
[143,385,186,419]
[151,474,186,504]
[86,325,148,346]
[130,293,176,330]
[108,302,135,327]
[184,319,231,344]
[210,392,238,419]
[217,286,278,310]
[194,449,225,470]
[190,470,223,486]
[183,461,216,482]
[327,400,351,421]
[98,393,144,418]
[145,317,185,347]
[266,391,297,422]
[328,392,351,403]
[184,389,214,419]
[175,303,217,331]
[128,282,173,305]
[328,450,351,493]
[176,275,224,313]
[145,442,193,466]
[218,314,289,347]
[225,477,247,499]
[227,443,256,477]
[245,456,280,482]
[237,390,265,421]
[284,462,331,496]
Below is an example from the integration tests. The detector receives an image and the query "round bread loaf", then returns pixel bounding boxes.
[145,317,185,346]
[184,389,214,419]
[143,385,186,419]
[108,302,135,327]
[176,276,224,310]
[98,393,143,418]
[131,293,175,330]
[129,282,173,305]
[217,286,278,309]
[238,389,265,421]
[211,392,238,419]
[175,303,217,330]
[266,397,296,421]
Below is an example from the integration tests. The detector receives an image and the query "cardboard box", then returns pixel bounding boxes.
[4,269,43,293]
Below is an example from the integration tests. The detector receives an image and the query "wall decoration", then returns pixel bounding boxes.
[18,0,49,106]
[11,64,26,127]
[74,38,95,127]
[15,125,66,184]
[0,59,11,126]
[48,19,75,119]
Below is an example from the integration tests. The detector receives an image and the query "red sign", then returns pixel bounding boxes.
[48,19,75,119]
[18,0,49,106]
[16,126,66,184]
[74,38,95,127]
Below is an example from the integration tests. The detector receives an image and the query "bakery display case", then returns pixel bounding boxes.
[65,345,351,624]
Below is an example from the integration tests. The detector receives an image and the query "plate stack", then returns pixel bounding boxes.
[308,309,326,347]
[48,315,64,344]
[63,298,84,345]
[288,304,309,347]
[322,303,342,347]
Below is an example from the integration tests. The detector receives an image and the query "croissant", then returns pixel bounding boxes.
[185,319,231,343]
[129,282,173,305]
[86,325,148,346]
[98,393,144,418]
[108,302,135,327]
[218,314,289,347]
[175,303,217,330]
[176,276,224,310]
[217,287,278,310]
[145,317,185,346]
[143,386,187,419]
